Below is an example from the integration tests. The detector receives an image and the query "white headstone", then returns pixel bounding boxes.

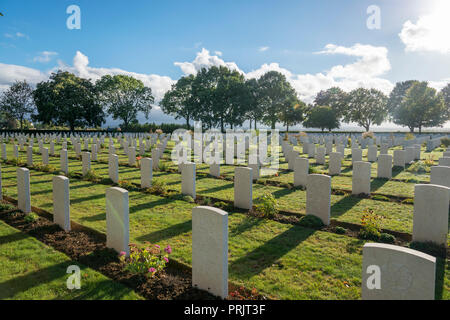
[52,175,70,231]
[181,162,196,199]
[234,167,253,209]
[140,157,153,188]
[412,184,449,246]
[17,167,31,214]
[306,174,331,225]
[362,243,436,300]
[192,206,228,299]
[106,187,130,255]
[294,157,309,187]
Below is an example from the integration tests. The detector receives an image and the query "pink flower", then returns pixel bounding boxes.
[163,257,169,263]
[164,245,172,254]
[149,267,156,273]
[119,251,126,256]
[154,244,160,249]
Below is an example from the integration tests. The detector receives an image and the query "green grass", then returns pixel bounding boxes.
[1,139,448,300]
[0,220,142,300]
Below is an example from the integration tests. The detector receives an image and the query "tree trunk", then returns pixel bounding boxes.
[271,120,276,130]
[419,125,422,134]
[254,119,257,130]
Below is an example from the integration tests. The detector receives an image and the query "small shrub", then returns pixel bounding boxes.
[83,170,101,183]
[147,179,168,196]
[441,137,450,148]
[380,233,395,244]
[24,212,39,223]
[335,226,347,234]
[66,171,78,179]
[407,161,430,174]
[298,215,324,229]
[359,209,384,241]
[118,179,134,190]
[202,197,212,206]
[158,162,168,172]
[214,201,230,210]
[423,155,434,166]
[255,193,278,218]
[182,195,195,203]
[119,243,171,278]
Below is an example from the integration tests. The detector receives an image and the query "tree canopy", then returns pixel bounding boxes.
[96,74,154,131]
[393,81,447,133]
[33,71,104,130]
[344,88,388,132]
[0,80,35,129]
[303,105,340,132]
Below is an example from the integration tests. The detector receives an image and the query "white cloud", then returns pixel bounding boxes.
[56,51,175,102]
[399,2,450,54]
[174,48,243,75]
[0,62,47,91]
[259,46,270,52]
[246,43,393,102]
[4,32,28,39]
[33,51,58,63]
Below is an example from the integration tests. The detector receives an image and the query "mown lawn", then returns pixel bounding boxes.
[0,219,142,300]
[1,139,448,300]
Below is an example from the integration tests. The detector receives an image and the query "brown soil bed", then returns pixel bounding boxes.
[0,204,266,300]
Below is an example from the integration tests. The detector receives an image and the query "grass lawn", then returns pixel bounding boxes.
[1,139,448,300]
[0,219,142,300]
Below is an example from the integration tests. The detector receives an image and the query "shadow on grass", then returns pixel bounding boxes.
[330,195,363,219]
[229,225,315,278]
[129,197,178,213]
[0,231,28,245]
[370,168,402,193]
[0,261,70,299]
[198,182,234,195]
[136,219,193,243]
[71,193,106,205]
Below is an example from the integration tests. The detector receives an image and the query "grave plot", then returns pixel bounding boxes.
[0,133,449,300]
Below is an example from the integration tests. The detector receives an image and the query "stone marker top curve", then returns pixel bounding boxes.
[194,205,228,216]
[363,243,436,263]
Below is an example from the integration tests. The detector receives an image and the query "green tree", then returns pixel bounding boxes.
[440,83,450,118]
[0,80,35,129]
[303,105,340,132]
[393,81,447,133]
[313,87,348,119]
[258,71,297,129]
[191,66,249,131]
[245,78,264,129]
[33,71,104,130]
[387,80,418,120]
[160,75,195,129]
[278,97,305,132]
[345,88,388,132]
[96,75,154,131]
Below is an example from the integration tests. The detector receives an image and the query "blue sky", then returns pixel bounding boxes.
[1,0,449,129]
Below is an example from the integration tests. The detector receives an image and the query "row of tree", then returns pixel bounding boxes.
[0,71,154,130]
[161,67,450,133]
[1,68,449,132]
